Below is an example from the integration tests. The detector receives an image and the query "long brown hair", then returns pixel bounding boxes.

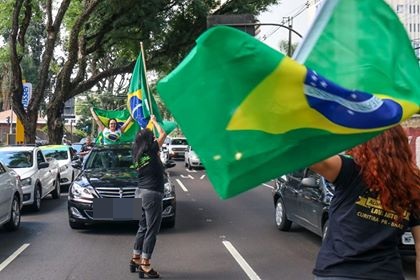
[347,125,420,219]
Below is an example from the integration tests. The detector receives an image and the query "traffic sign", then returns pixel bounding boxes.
[22,83,32,110]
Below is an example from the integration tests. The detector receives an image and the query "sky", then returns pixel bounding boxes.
[257,0,319,51]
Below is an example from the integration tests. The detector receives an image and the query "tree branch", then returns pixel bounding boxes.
[71,61,135,98]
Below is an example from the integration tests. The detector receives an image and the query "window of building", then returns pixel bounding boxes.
[397,4,404,13]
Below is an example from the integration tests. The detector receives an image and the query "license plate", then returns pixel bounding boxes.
[402,232,414,245]
[93,198,142,220]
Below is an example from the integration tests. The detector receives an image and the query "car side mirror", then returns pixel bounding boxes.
[301,177,318,188]
[164,160,176,169]
[71,160,83,169]
[38,162,49,169]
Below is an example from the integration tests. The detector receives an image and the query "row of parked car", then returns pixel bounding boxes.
[160,137,203,170]
[0,144,80,231]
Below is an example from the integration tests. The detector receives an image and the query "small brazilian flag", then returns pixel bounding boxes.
[157,0,420,199]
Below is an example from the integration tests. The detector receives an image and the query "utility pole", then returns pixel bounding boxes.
[284,17,293,57]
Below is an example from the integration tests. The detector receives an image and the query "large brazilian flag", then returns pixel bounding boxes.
[157,0,420,199]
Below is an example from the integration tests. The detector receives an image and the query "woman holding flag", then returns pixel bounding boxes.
[90,107,133,144]
[130,115,167,279]
[310,125,420,280]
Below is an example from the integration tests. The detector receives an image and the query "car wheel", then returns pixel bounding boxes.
[69,220,86,229]
[187,161,192,170]
[51,177,61,199]
[31,186,41,212]
[4,195,21,231]
[275,198,292,231]
[322,219,329,240]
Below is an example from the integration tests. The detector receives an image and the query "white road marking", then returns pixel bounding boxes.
[186,168,197,173]
[176,179,189,192]
[222,241,261,280]
[200,175,206,180]
[188,175,194,179]
[180,175,189,178]
[262,183,274,189]
[0,243,30,272]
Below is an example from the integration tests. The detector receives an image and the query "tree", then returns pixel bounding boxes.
[3,0,280,144]
[278,40,298,57]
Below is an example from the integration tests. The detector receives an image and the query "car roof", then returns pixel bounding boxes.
[91,143,133,151]
[0,146,37,152]
[40,144,70,150]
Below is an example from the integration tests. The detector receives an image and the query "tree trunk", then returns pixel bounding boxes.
[22,112,37,144]
[46,100,65,144]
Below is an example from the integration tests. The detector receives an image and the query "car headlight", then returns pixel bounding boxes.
[164,181,174,197]
[21,177,32,186]
[59,165,67,172]
[70,182,96,203]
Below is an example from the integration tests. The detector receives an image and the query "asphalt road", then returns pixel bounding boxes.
[0,161,416,280]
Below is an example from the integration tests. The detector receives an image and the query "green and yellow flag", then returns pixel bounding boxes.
[127,52,177,135]
[93,108,139,144]
[157,0,420,199]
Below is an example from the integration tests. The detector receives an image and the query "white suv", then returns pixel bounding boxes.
[0,146,61,211]
[167,138,188,160]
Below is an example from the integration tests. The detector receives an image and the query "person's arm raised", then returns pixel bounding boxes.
[120,115,133,133]
[150,115,167,147]
[309,155,342,183]
[90,108,105,131]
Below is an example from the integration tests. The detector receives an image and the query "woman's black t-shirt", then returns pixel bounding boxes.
[135,141,165,193]
[313,155,420,280]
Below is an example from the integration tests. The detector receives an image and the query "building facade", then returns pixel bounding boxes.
[386,0,420,56]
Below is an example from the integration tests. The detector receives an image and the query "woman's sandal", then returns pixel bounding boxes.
[129,257,142,273]
[139,263,160,279]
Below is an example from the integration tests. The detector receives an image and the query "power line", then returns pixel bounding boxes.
[261,0,318,42]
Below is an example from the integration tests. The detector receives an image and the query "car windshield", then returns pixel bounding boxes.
[0,151,33,168]
[171,139,187,145]
[42,149,69,160]
[71,143,83,153]
[85,148,132,169]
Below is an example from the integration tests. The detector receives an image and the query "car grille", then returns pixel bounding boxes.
[172,147,186,151]
[95,187,137,198]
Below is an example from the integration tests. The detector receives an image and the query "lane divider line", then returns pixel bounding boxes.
[186,169,197,173]
[176,179,189,192]
[0,243,30,272]
[222,241,261,280]
[200,175,206,180]
[262,183,274,189]
[188,175,194,179]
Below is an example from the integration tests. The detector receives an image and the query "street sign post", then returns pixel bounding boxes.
[16,82,32,144]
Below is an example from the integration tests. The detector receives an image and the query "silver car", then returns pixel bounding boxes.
[0,160,23,231]
[184,145,203,170]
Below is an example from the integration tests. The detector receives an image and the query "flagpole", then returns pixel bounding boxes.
[140,42,153,116]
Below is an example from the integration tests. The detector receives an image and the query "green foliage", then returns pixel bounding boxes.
[278,40,298,56]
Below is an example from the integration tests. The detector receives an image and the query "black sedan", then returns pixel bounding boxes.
[273,168,332,238]
[67,144,176,229]
[273,168,415,255]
